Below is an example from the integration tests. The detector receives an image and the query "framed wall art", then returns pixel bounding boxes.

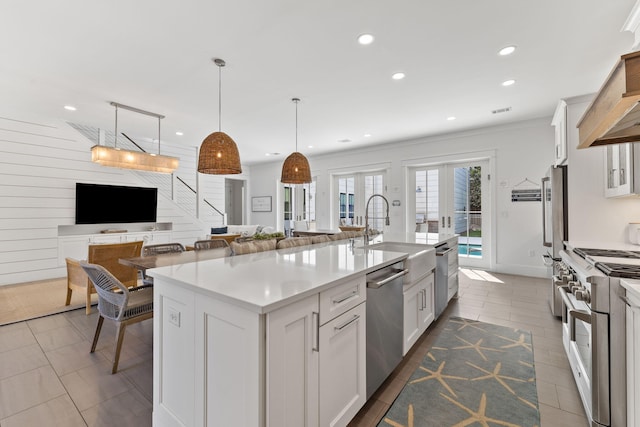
[251,196,272,212]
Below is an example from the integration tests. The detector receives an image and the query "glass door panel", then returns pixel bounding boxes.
[414,169,440,233]
[334,172,386,229]
[453,165,482,258]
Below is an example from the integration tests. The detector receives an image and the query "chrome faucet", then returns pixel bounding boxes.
[364,194,390,244]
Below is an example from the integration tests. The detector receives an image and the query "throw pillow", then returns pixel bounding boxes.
[211,226,228,234]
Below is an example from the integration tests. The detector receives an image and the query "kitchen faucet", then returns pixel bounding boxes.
[364,194,390,244]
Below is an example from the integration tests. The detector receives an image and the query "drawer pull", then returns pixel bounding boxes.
[312,312,319,352]
[333,290,358,304]
[334,315,360,331]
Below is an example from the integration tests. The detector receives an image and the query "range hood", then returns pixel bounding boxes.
[577,50,640,148]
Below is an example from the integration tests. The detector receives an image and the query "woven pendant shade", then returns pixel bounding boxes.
[281,98,312,184]
[281,151,311,184]
[198,58,242,175]
[198,131,242,174]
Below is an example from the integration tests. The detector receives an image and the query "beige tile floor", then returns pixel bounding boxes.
[0,269,588,426]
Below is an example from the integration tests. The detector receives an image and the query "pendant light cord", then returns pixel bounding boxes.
[114,104,118,148]
[293,97,300,152]
[218,63,222,132]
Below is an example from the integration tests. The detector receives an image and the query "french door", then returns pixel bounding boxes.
[411,160,490,268]
[282,180,316,234]
[334,172,386,230]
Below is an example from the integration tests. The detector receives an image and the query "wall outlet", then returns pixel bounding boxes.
[168,307,181,327]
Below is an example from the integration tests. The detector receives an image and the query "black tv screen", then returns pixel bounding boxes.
[75,183,158,224]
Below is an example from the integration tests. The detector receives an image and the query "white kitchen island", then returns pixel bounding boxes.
[148,234,455,427]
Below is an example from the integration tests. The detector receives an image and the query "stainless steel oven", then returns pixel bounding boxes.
[559,248,629,427]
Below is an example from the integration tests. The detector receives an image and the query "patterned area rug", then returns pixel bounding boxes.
[378,317,540,427]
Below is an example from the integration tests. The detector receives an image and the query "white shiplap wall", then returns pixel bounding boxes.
[0,114,228,286]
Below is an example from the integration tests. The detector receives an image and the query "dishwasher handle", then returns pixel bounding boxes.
[436,246,455,256]
[367,268,408,289]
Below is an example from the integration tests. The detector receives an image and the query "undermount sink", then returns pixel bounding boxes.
[363,242,436,284]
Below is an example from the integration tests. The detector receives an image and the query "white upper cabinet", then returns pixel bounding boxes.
[552,100,568,166]
[604,142,640,198]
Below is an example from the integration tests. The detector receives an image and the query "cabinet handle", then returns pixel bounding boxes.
[620,294,640,310]
[418,289,424,311]
[441,216,445,228]
[447,216,451,228]
[334,315,360,331]
[422,289,427,310]
[333,290,358,304]
[312,312,319,352]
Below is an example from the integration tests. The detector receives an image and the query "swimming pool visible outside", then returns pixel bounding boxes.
[459,243,482,257]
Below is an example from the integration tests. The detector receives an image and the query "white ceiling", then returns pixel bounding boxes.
[0,0,637,165]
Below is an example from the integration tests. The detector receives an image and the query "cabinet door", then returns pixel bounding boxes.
[552,100,567,166]
[420,273,435,332]
[627,296,640,427]
[319,302,366,427]
[90,234,123,244]
[403,282,423,355]
[267,294,319,427]
[605,143,633,198]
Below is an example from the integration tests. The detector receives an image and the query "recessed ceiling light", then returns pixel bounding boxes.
[363,133,372,138]
[308,145,314,149]
[265,152,281,156]
[392,72,405,80]
[338,139,352,143]
[502,79,516,87]
[498,45,516,56]
[357,34,375,45]
[447,116,456,121]
[64,105,77,111]
[175,131,183,136]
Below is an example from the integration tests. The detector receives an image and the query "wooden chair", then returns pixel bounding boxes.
[80,262,154,374]
[65,240,143,314]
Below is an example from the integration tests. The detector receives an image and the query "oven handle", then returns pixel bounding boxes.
[558,285,592,341]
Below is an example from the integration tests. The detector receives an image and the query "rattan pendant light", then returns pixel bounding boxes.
[281,98,311,184]
[197,58,242,174]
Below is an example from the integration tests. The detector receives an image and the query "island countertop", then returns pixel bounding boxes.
[148,241,408,314]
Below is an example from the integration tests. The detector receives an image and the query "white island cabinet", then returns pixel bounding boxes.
[403,272,434,355]
[150,244,403,427]
[622,279,640,427]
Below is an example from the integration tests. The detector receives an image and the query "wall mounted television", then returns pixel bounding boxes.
[75,183,158,224]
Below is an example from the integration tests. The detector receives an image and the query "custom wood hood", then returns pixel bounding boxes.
[577,51,640,148]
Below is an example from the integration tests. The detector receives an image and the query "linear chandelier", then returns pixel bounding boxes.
[91,102,179,174]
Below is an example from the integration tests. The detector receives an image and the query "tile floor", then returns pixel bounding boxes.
[0,269,588,426]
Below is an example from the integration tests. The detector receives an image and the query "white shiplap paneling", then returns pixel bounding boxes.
[0,114,229,286]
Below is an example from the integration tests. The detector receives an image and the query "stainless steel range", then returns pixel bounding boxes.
[557,247,638,427]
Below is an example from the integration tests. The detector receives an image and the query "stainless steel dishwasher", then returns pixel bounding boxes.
[366,261,408,399]
[435,243,455,319]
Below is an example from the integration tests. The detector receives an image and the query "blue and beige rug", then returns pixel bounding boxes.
[378,317,540,427]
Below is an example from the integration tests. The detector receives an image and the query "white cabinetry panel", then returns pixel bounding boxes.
[267,294,319,427]
[319,302,366,427]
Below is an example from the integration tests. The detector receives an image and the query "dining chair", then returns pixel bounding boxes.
[80,261,154,374]
[194,239,230,251]
[65,240,144,314]
[142,242,185,256]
